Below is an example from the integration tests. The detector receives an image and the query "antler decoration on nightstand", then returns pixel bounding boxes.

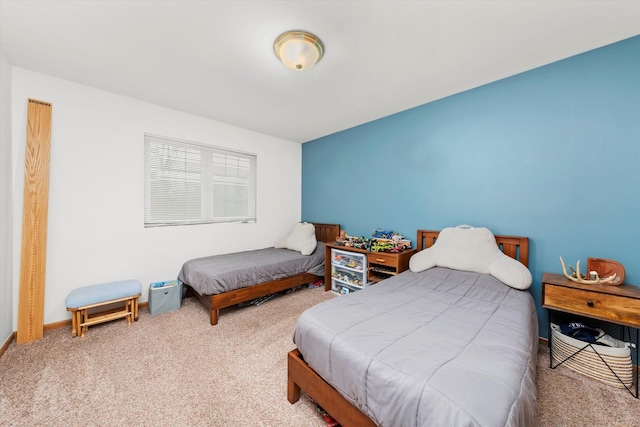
[559,257,618,285]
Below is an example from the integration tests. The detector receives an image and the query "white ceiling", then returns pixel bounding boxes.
[1,1,639,143]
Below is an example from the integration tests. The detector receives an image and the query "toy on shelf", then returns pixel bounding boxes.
[372,229,394,240]
[371,228,412,252]
[334,228,413,252]
[371,240,394,252]
[335,229,371,250]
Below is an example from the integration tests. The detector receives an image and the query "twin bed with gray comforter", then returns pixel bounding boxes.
[289,227,538,426]
[178,243,325,295]
[177,223,340,325]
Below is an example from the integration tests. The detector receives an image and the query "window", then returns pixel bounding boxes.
[144,133,256,227]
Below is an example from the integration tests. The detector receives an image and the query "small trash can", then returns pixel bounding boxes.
[148,280,182,315]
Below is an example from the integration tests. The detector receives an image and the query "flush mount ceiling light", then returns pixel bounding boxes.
[274,30,324,71]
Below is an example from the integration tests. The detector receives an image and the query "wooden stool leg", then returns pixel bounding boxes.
[71,310,76,337]
[128,299,134,324]
[134,297,139,321]
[70,310,78,337]
[80,309,87,337]
[76,311,81,337]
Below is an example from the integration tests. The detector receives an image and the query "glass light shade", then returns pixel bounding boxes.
[274,31,324,71]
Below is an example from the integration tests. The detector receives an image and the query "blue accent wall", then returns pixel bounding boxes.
[302,36,640,337]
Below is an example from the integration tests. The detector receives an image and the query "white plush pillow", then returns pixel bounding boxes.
[409,225,532,290]
[274,222,317,256]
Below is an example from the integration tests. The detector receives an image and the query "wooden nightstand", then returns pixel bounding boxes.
[367,249,416,283]
[324,243,416,292]
[542,272,640,397]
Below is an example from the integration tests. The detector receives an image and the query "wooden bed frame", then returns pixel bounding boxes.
[287,229,530,426]
[185,222,340,326]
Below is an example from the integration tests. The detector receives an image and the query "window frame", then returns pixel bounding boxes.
[144,133,257,228]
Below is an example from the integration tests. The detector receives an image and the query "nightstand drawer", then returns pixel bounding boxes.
[544,284,640,327]
[368,252,398,266]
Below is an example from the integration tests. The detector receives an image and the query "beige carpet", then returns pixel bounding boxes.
[1,286,639,426]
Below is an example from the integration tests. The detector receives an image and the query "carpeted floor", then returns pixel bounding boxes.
[1,286,639,426]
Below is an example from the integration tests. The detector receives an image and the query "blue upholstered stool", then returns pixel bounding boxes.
[65,279,142,337]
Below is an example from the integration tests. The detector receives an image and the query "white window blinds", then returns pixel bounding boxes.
[144,133,256,227]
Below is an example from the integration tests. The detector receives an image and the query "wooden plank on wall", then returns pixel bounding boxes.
[17,99,52,344]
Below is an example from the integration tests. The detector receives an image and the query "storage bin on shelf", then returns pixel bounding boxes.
[330,248,368,295]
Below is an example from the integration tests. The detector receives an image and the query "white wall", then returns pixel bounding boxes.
[0,45,13,344]
[11,68,303,326]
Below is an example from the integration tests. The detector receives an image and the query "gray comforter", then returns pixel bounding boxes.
[294,266,538,427]
[178,242,325,295]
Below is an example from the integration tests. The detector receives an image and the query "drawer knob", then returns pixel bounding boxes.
[587,301,594,307]
[375,258,386,263]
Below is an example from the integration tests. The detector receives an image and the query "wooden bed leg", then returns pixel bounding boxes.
[210,309,219,326]
[287,349,302,403]
[287,349,377,427]
[287,348,302,404]
[288,377,301,404]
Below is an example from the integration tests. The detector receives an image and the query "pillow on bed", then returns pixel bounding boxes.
[409,225,532,290]
[274,222,317,256]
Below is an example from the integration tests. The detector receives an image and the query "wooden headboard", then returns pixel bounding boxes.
[313,223,340,243]
[416,229,529,267]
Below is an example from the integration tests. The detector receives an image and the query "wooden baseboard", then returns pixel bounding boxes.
[0,302,151,359]
[0,332,16,358]
[44,319,71,331]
